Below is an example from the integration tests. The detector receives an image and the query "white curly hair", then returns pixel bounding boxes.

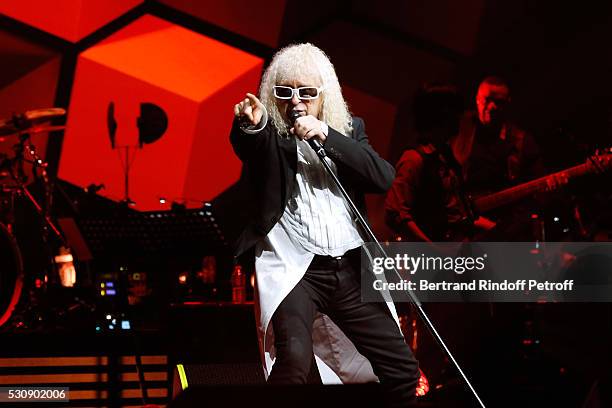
[259,43,353,137]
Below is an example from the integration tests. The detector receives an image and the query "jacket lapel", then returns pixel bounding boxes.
[278,134,297,205]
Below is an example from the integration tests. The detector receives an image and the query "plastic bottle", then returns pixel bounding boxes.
[231,264,246,304]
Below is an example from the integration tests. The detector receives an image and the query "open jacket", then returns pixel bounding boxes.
[230,116,395,257]
[229,116,400,382]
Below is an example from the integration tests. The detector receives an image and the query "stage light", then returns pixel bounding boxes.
[416,369,430,396]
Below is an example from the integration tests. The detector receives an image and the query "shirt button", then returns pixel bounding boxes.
[270,216,278,223]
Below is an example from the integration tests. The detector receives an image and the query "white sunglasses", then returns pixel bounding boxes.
[273,86,324,100]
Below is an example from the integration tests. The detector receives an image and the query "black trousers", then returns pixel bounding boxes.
[268,248,419,407]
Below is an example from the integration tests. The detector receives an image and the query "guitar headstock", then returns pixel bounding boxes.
[587,147,612,173]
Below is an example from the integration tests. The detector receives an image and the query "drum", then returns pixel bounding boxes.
[0,222,23,328]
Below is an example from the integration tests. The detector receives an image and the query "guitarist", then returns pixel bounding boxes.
[384,84,499,383]
[453,76,545,194]
[451,76,552,240]
[385,83,493,242]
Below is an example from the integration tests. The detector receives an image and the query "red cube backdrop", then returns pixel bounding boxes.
[58,15,263,210]
[0,0,143,42]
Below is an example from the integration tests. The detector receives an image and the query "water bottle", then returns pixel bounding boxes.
[231,264,246,304]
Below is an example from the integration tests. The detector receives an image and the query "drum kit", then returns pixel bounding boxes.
[0,107,71,330]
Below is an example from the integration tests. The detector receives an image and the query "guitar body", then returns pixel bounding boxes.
[448,149,612,242]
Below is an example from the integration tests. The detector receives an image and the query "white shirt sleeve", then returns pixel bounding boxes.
[240,104,269,134]
[320,122,329,137]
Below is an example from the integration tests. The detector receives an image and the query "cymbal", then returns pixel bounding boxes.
[0,108,66,136]
[0,125,66,142]
[28,125,66,134]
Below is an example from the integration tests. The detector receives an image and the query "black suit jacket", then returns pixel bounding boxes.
[229,116,395,258]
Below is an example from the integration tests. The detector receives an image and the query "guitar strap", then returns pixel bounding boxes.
[435,143,476,224]
[413,144,476,227]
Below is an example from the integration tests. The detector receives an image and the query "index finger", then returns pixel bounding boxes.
[246,93,261,106]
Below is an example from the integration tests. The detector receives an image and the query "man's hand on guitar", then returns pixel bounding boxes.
[544,172,569,192]
[473,216,496,231]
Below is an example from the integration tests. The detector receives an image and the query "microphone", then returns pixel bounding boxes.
[289,110,326,157]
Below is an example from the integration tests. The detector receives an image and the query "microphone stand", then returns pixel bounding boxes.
[305,135,486,408]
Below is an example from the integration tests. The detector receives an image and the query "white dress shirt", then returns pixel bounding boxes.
[256,135,364,351]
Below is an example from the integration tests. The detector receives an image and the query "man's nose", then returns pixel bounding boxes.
[291,93,300,105]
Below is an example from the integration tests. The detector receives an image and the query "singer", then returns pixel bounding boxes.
[229,43,418,406]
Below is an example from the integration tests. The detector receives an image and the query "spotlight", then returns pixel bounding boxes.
[54,246,76,287]
[178,272,188,285]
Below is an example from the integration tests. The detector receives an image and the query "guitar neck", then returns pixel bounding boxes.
[473,162,591,213]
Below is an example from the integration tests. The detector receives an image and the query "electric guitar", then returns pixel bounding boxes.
[440,149,612,241]
[471,149,611,214]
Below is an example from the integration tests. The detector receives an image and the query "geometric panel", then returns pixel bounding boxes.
[0,0,143,42]
[158,0,339,48]
[0,30,61,184]
[308,21,455,106]
[58,15,263,211]
[0,30,57,89]
[158,0,287,47]
[351,0,485,56]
